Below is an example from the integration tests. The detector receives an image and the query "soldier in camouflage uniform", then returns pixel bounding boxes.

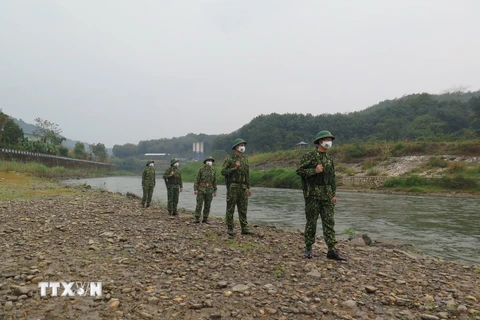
[296,130,346,261]
[193,156,217,224]
[141,160,156,208]
[163,158,183,215]
[221,138,252,236]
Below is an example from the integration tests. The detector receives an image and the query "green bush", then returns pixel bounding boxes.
[446,162,466,174]
[426,157,448,168]
[383,177,403,188]
[404,175,427,187]
[434,175,479,189]
[362,159,378,170]
[250,168,300,189]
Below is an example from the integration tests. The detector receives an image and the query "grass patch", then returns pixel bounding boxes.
[273,265,285,278]
[0,171,77,201]
[0,160,128,180]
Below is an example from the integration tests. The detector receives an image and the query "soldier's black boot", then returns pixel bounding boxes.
[202,219,210,224]
[327,250,347,261]
[227,227,235,236]
[304,247,313,259]
[146,203,150,208]
[194,217,200,223]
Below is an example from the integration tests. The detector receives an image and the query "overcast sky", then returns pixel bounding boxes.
[1,1,479,147]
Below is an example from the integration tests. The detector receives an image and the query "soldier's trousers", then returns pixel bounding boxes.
[167,185,180,214]
[142,186,154,205]
[195,188,214,220]
[304,197,336,251]
[225,185,249,231]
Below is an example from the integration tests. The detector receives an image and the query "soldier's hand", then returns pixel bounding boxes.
[333,196,338,205]
[213,192,217,197]
[235,161,240,168]
[180,188,183,192]
[194,190,198,195]
[169,172,174,176]
[315,164,323,173]
[247,188,252,196]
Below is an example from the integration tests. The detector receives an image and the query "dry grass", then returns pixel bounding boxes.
[0,171,76,201]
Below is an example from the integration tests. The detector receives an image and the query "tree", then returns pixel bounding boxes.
[90,143,108,162]
[113,143,138,158]
[33,117,64,145]
[73,142,87,159]
[0,112,9,145]
[1,119,24,147]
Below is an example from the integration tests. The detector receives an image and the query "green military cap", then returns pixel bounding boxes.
[170,158,179,166]
[146,160,154,166]
[313,130,335,144]
[232,138,247,150]
[203,156,215,164]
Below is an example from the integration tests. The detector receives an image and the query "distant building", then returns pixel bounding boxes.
[296,141,308,148]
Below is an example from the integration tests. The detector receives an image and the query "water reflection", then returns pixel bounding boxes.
[62,176,480,264]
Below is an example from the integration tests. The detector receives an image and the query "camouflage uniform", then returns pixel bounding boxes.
[296,149,337,252]
[194,165,217,222]
[141,166,156,207]
[221,152,250,233]
[163,166,183,215]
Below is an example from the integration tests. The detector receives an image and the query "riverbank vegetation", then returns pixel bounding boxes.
[0,160,132,180]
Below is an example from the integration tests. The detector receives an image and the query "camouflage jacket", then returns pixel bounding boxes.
[194,166,217,192]
[163,166,183,188]
[142,167,156,187]
[296,149,336,200]
[221,152,250,189]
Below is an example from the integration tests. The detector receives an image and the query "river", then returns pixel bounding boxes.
[61,176,480,264]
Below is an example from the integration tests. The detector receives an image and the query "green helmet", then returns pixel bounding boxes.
[232,138,247,150]
[146,160,154,166]
[203,156,215,164]
[170,158,179,166]
[313,130,335,144]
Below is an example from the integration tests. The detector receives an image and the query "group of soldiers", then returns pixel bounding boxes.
[141,133,346,261]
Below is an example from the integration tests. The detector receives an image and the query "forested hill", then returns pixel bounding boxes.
[211,91,480,154]
[112,91,480,159]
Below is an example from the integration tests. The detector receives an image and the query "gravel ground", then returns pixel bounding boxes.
[1,184,479,320]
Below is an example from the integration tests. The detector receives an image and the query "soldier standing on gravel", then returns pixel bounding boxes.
[193,156,217,224]
[221,138,252,236]
[141,160,156,208]
[163,158,183,215]
[296,130,346,261]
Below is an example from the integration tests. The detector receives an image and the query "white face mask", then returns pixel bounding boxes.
[237,146,246,153]
[321,141,333,149]
[149,163,154,167]
[174,162,179,167]
[206,161,213,166]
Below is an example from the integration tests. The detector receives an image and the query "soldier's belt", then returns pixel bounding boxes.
[199,183,213,187]
[230,182,247,185]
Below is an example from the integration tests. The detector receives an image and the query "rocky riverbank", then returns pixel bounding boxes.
[1,184,479,320]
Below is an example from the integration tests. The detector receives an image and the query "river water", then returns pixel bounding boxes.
[61,176,480,264]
